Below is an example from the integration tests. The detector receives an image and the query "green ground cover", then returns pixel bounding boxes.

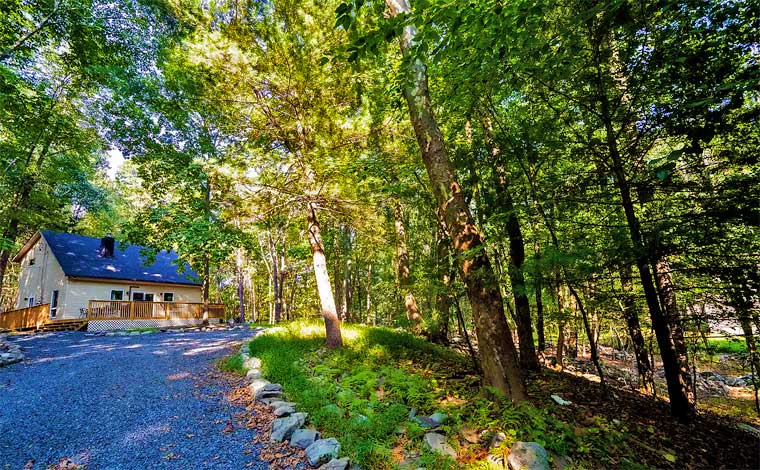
[246,321,636,469]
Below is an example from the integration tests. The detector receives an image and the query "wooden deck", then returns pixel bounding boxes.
[0,304,50,331]
[87,300,225,321]
[1,301,225,331]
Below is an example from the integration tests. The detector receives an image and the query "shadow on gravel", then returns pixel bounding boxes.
[0,330,268,470]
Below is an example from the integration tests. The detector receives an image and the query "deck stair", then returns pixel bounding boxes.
[37,319,88,332]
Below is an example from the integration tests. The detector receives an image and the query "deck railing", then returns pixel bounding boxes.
[0,304,50,330]
[87,301,225,320]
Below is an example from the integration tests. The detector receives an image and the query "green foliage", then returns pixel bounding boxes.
[249,321,638,468]
[217,353,246,376]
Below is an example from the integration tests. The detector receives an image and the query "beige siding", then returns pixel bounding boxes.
[15,236,66,318]
[64,280,202,318]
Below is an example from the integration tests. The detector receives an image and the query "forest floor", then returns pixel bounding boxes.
[243,321,760,469]
[553,342,760,427]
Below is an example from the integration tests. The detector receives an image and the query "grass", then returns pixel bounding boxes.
[695,337,748,355]
[125,327,159,333]
[218,353,246,376]
[247,321,635,469]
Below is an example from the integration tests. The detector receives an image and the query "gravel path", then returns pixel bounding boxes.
[0,329,268,469]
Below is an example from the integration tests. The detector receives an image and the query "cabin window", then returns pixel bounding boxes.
[163,292,174,302]
[110,290,124,301]
[132,292,154,301]
[28,256,35,266]
[50,290,59,317]
[28,297,35,307]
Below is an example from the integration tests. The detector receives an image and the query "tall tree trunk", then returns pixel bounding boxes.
[590,19,692,420]
[394,202,423,332]
[333,229,344,321]
[620,266,654,391]
[344,255,352,322]
[555,274,565,368]
[269,235,281,323]
[365,263,373,324]
[236,248,246,323]
[738,312,760,415]
[601,106,692,420]
[482,119,539,370]
[432,223,453,344]
[535,260,545,353]
[653,257,693,401]
[306,200,343,348]
[0,218,20,305]
[386,0,526,401]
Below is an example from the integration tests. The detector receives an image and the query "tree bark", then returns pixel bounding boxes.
[394,202,423,332]
[386,0,526,401]
[653,256,693,401]
[620,266,654,391]
[481,119,539,370]
[0,218,20,305]
[432,222,453,344]
[306,200,343,348]
[589,17,692,420]
[365,263,373,324]
[602,105,692,419]
[236,248,246,323]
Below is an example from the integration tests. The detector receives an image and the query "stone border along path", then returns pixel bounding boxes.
[0,327,273,469]
[240,333,554,470]
[0,334,24,367]
[239,343,351,470]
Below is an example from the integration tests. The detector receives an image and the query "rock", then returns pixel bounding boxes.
[305,438,341,466]
[507,442,550,470]
[291,428,320,448]
[244,357,262,370]
[318,457,349,470]
[551,453,573,470]
[550,394,572,406]
[249,379,272,393]
[246,369,262,380]
[489,432,507,450]
[270,412,307,442]
[423,432,456,458]
[255,386,283,400]
[737,423,760,438]
[429,412,447,427]
[411,413,446,429]
[250,381,283,400]
[269,401,296,409]
[274,404,296,417]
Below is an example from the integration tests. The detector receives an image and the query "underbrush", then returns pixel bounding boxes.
[247,321,637,469]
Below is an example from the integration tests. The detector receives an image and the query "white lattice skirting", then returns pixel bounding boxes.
[87,318,223,332]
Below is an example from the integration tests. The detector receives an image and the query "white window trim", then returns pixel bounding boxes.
[50,290,59,317]
[110,289,124,301]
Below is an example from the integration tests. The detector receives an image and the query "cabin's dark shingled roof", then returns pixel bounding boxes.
[41,231,201,286]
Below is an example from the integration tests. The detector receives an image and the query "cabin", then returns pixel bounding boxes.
[0,231,224,332]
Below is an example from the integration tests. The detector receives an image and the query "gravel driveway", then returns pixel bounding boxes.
[0,329,267,469]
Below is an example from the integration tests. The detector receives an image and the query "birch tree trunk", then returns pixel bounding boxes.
[306,200,343,348]
[386,0,526,401]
